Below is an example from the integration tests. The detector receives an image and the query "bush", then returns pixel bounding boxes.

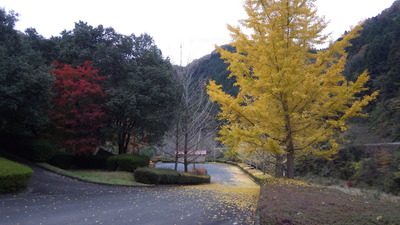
[381,172,400,195]
[107,154,150,172]
[160,157,175,163]
[295,146,363,179]
[136,146,156,158]
[296,146,400,195]
[0,133,54,162]
[0,157,33,193]
[26,138,54,162]
[216,157,228,163]
[134,167,210,185]
[48,152,75,169]
[188,168,208,175]
[48,152,111,170]
[151,156,162,162]
[74,154,109,169]
[352,158,378,186]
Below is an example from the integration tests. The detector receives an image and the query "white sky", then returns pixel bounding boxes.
[1,0,396,66]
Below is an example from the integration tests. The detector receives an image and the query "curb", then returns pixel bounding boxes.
[226,161,263,186]
[224,161,263,225]
[0,152,154,188]
[34,163,155,188]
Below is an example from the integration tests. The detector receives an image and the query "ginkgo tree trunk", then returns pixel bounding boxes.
[207,0,378,178]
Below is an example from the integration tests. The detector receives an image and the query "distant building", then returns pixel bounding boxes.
[177,149,207,163]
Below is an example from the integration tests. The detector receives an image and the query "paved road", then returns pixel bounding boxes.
[0,163,259,225]
[156,163,258,187]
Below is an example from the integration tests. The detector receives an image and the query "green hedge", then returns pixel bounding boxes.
[134,167,211,185]
[0,157,34,193]
[107,154,150,172]
[74,154,109,169]
[0,133,54,162]
[48,153,110,170]
[25,138,54,162]
[48,153,75,169]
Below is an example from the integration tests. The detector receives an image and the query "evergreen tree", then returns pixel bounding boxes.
[53,22,181,154]
[0,9,53,136]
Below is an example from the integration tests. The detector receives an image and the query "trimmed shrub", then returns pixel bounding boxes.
[134,167,211,185]
[74,154,109,169]
[188,168,208,175]
[0,157,33,193]
[107,154,150,172]
[160,157,175,163]
[48,152,75,169]
[151,156,162,162]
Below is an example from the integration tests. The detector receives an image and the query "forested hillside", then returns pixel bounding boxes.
[345,0,400,141]
[188,45,237,97]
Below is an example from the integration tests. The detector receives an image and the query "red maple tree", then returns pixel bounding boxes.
[49,61,108,154]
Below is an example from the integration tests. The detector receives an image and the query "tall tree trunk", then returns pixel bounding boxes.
[184,131,188,172]
[174,123,179,171]
[286,151,295,178]
[283,100,295,178]
[274,154,283,177]
[124,133,130,154]
[174,149,179,171]
[118,131,130,155]
[118,132,125,155]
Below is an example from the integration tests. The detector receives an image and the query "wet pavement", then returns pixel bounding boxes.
[0,163,259,225]
[156,163,258,187]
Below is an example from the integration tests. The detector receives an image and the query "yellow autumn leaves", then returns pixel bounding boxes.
[207,0,378,178]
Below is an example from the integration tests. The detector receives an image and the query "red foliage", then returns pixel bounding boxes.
[49,61,108,154]
[188,168,208,175]
[346,181,355,187]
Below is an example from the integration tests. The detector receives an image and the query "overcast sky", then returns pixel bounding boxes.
[1,0,396,65]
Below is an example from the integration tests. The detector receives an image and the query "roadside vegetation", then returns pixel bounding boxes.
[299,173,400,204]
[134,167,210,185]
[37,162,149,186]
[257,179,400,225]
[296,145,400,196]
[234,162,400,224]
[0,157,33,193]
[38,162,210,186]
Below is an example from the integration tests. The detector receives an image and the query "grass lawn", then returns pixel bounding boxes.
[37,163,150,186]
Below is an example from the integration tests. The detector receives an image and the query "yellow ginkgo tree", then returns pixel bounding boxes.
[207,0,378,178]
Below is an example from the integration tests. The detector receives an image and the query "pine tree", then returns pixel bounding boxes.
[207,0,378,178]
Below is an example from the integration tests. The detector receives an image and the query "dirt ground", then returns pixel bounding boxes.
[257,181,400,225]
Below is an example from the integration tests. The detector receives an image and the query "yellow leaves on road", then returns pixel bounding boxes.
[183,184,260,224]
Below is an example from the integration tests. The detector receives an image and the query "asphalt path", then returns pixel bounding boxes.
[156,163,258,187]
[0,163,259,225]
